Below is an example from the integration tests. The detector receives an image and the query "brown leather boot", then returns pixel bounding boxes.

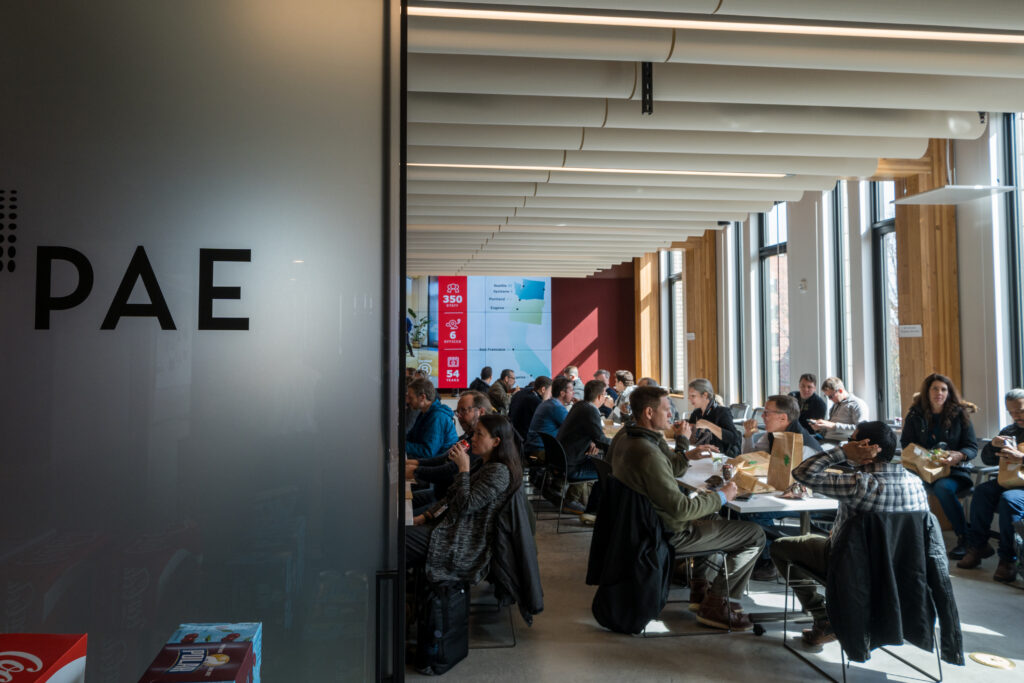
[801,619,837,646]
[993,559,1018,583]
[695,594,753,631]
[687,578,708,611]
[957,544,994,569]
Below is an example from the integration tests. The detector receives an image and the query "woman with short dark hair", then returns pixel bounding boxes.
[900,373,978,560]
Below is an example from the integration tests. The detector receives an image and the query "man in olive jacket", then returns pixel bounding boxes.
[608,386,765,631]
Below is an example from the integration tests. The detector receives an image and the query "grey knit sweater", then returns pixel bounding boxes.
[426,461,511,584]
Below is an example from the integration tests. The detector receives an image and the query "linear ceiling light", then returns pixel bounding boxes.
[407,6,1024,45]
[407,162,785,179]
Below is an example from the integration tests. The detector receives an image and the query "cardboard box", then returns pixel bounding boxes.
[0,633,87,683]
[167,623,261,683]
[137,643,253,683]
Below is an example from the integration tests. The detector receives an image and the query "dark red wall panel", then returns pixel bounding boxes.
[551,262,636,381]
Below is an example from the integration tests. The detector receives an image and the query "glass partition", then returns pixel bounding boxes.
[0,2,400,680]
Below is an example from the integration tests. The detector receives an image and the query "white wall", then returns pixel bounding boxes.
[955,119,1013,436]
[785,192,830,394]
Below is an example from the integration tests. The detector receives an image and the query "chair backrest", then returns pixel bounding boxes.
[539,432,568,472]
[730,403,751,420]
[591,456,612,487]
[751,406,765,427]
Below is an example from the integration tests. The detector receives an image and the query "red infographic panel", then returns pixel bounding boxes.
[437,276,467,388]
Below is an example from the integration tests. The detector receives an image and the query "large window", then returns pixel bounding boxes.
[872,181,901,419]
[666,249,687,391]
[1006,114,1024,388]
[760,204,790,397]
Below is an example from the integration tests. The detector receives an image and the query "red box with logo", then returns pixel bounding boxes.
[0,633,87,683]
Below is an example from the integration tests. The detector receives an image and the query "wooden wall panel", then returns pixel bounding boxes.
[680,234,719,387]
[894,138,961,414]
[633,252,660,380]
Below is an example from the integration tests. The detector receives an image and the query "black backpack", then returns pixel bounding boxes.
[415,581,469,675]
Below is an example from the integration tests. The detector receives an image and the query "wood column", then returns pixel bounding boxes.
[633,252,660,380]
[679,234,719,386]
[894,138,961,413]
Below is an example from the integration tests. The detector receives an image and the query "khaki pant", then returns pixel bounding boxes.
[769,534,830,621]
[670,519,765,599]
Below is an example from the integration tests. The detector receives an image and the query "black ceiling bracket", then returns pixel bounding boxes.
[641,62,653,115]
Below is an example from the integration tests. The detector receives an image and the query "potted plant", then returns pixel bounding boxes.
[407,308,428,348]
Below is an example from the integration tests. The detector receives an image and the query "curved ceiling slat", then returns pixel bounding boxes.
[409,16,1024,78]
[429,0,1024,32]
[409,93,985,140]
[409,54,1024,111]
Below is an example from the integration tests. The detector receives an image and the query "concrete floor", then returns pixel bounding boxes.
[409,510,1023,682]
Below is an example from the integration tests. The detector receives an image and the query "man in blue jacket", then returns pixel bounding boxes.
[405,377,458,460]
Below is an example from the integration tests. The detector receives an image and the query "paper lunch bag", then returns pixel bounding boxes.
[998,456,1024,488]
[766,432,804,491]
[901,443,950,484]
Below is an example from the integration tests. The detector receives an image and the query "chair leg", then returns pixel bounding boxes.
[555,481,592,534]
[781,562,841,682]
[878,624,943,683]
[640,553,738,639]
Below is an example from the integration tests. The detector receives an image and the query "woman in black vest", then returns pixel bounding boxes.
[900,373,978,559]
[683,378,741,457]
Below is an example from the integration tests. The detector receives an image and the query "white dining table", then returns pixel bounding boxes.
[677,458,838,533]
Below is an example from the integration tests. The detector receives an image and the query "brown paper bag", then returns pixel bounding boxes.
[766,432,804,491]
[997,457,1024,489]
[733,469,774,494]
[901,443,950,484]
[767,432,804,492]
[728,452,772,478]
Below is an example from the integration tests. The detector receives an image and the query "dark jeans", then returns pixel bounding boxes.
[967,480,1024,561]
[922,473,972,537]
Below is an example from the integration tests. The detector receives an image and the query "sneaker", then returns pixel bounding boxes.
[801,619,837,646]
[993,559,1018,583]
[580,513,597,526]
[560,500,585,515]
[695,595,753,631]
[957,544,995,569]
[752,557,778,581]
[947,535,968,560]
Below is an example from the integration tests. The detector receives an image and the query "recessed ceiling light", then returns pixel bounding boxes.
[408,6,1024,45]
[406,162,786,179]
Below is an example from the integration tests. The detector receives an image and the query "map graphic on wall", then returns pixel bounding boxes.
[407,275,552,388]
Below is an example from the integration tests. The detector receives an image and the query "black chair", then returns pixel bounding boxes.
[780,512,950,683]
[539,432,594,534]
[591,456,612,487]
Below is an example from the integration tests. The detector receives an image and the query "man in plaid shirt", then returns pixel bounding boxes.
[769,421,929,646]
